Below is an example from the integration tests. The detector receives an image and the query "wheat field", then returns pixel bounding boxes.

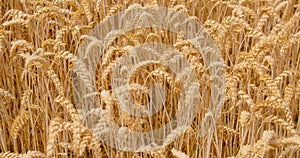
[0,0,300,157]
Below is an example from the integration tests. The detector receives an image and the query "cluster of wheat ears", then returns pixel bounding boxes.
[0,0,300,157]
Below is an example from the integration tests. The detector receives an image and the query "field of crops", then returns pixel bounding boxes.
[0,0,300,157]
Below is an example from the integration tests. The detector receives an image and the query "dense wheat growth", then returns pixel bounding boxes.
[0,0,300,157]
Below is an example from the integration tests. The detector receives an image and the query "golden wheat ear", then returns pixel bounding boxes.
[1,0,300,157]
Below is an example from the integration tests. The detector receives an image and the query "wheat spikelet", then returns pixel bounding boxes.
[136,143,160,152]
[239,111,251,127]
[171,148,189,158]
[238,90,254,107]
[274,70,293,85]
[128,83,149,93]
[282,0,296,21]
[1,151,19,158]
[20,90,32,110]
[0,0,2,17]
[280,136,300,148]
[21,151,45,158]
[82,0,93,23]
[226,75,240,103]
[54,95,81,122]
[283,84,294,106]
[10,110,30,139]
[173,40,192,51]
[0,88,15,99]
[18,53,49,79]
[251,130,277,158]
[169,0,187,6]
[100,90,113,108]
[84,38,102,59]
[260,74,281,97]
[264,115,297,135]
[60,51,93,92]
[280,32,300,52]
[107,4,123,17]
[162,126,189,147]
[101,46,127,68]
[46,69,64,96]
[93,110,111,139]
[57,142,72,151]
[262,55,275,69]
[269,99,293,127]
[69,121,86,156]
[2,9,31,21]
[10,40,33,59]
[144,32,162,43]
[174,44,206,77]
[0,29,4,52]
[28,104,43,112]
[148,68,181,93]
[278,145,299,158]
[173,4,189,14]
[39,6,74,16]
[221,16,253,32]
[53,0,81,9]
[42,39,57,50]
[101,61,117,90]
[47,117,63,157]
[275,1,288,12]
[129,60,162,80]
[34,6,73,25]
[2,18,28,28]
[86,132,102,157]
[248,14,269,37]
[54,27,69,42]
[276,12,300,55]
[64,121,101,156]
[0,151,44,158]
[53,95,83,153]
[281,30,300,53]
[253,100,294,127]
[116,127,130,149]
[296,79,300,98]
[292,30,300,39]
[218,125,239,135]
[149,149,168,158]
[203,19,227,47]
[19,52,48,67]
[30,0,53,6]
[236,145,251,158]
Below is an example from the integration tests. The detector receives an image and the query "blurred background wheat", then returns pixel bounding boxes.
[0,0,300,158]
